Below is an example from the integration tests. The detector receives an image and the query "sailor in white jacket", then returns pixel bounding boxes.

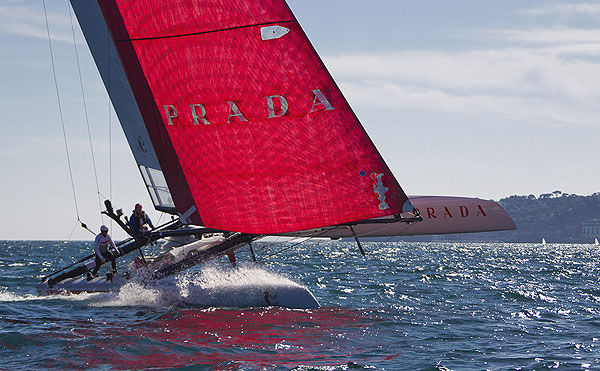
[90,225,118,277]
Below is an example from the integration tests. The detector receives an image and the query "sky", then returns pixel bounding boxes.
[1,0,600,240]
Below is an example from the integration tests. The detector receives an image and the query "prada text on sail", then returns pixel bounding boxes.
[161,89,335,126]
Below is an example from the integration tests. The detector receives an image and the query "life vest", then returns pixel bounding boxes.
[132,211,146,231]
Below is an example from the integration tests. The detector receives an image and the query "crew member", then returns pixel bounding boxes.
[129,203,154,234]
[91,225,118,278]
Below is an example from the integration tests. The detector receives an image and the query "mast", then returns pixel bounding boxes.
[70,0,179,214]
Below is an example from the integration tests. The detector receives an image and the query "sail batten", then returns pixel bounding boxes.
[100,0,296,40]
[75,0,414,234]
[116,21,297,42]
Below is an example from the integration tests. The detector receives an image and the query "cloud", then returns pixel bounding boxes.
[323,27,600,127]
[0,2,76,43]
[519,3,600,18]
[481,28,600,48]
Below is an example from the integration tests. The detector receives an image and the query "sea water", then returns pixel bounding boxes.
[1,240,599,370]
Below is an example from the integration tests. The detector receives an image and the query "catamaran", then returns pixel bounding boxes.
[38,0,516,308]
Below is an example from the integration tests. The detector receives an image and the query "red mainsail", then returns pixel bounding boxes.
[95,0,413,234]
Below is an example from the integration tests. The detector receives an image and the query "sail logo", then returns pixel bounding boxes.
[161,89,334,126]
[417,205,488,219]
[371,172,390,210]
[260,25,290,41]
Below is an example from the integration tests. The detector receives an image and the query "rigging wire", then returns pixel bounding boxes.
[259,230,331,260]
[97,191,111,201]
[67,220,79,241]
[259,219,419,260]
[107,26,114,231]
[68,3,104,225]
[67,219,96,239]
[109,95,113,203]
[42,0,82,232]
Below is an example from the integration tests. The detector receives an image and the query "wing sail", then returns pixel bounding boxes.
[73,0,414,234]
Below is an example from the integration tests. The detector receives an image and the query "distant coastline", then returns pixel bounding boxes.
[3,191,598,243]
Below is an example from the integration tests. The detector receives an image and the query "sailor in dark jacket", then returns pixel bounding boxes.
[129,203,154,234]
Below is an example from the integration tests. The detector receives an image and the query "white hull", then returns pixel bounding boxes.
[36,273,320,309]
[37,274,128,295]
[282,195,516,238]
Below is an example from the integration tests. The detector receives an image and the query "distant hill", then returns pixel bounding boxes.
[496,191,600,243]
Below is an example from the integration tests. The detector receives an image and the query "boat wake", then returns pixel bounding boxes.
[89,264,319,309]
[0,288,39,302]
[0,286,98,303]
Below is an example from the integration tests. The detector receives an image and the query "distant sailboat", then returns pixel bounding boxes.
[595,238,599,247]
[542,238,547,246]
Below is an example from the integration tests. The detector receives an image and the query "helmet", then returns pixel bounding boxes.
[100,225,109,232]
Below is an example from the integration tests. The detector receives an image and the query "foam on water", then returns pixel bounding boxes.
[90,282,163,307]
[0,285,102,303]
[173,264,318,308]
[89,263,317,308]
[0,287,35,302]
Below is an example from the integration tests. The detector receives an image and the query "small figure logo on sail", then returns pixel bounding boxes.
[371,172,390,210]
